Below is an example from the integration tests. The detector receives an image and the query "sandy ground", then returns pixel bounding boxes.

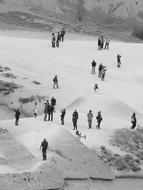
[0,30,143,189]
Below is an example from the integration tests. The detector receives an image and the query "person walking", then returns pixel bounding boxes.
[33,101,38,118]
[53,75,59,89]
[13,108,20,126]
[87,110,93,129]
[91,60,96,74]
[96,111,102,129]
[131,112,137,129]
[72,110,79,130]
[51,33,56,48]
[40,139,48,161]
[56,32,60,47]
[61,108,66,125]
[117,54,122,68]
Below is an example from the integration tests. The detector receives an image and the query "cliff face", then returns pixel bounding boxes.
[0,0,143,19]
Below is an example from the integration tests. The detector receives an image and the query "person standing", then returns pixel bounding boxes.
[13,108,20,126]
[51,33,56,48]
[72,110,79,130]
[91,60,96,74]
[61,28,66,42]
[87,110,93,129]
[56,32,60,48]
[48,103,54,121]
[96,111,102,129]
[33,101,38,118]
[40,139,48,161]
[104,37,110,50]
[44,100,49,121]
[61,108,66,125]
[131,113,137,129]
[51,97,56,112]
[53,75,59,89]
[98,64,103,78]
[117,54,122,68]
[101,66,107,81]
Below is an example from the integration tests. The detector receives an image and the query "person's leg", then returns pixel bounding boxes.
[42,150,47,160]
[48,113,50,121]
[44,113,47,121]
[51,112,53,121]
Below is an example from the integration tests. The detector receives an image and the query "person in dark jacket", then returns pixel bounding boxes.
[98,64,103,78]
[51,33,56,48]
[131,112,137,129]
[51,97,56,111]
[48,103,54,121]
[101,66,107,81]
[72,110,79,130]
[117,54,122,68]
[61,108,66,125]
[91,60,96,74]
[98,37,101,50]
[53,75,59,89]
[40,139,48,161]
[61,28,65,42]
[13,108,20,126]
[96,111,102,129]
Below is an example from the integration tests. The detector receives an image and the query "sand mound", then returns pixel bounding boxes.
[0,127,37,170]
[17,125,114,180]
[67,93,142,121]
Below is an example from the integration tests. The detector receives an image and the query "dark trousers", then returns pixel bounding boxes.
[96,121,101,129]
[73,120,77,130]
[15,117,19,126]
[61,116,65,125]
[53,82,59,89]
[52,41,55,48]
[61,35,64,42]
[104,43,109,49]
[42,149,47,160]
[131,121,136,129]
[48,112,53,121]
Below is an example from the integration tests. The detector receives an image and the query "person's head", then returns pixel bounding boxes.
[52,33,54,36]
[43,138,46,141]
[89,110,92,113]
[98,111,101,114]
[133,112,136,117]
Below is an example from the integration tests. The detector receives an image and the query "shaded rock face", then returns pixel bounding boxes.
[0,0,143,19]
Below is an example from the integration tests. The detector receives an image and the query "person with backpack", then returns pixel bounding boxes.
[72,110,79,130]
[87,110,93,129]
[117,54,122,68]
[131,113,137,129]
[51,33,56,48]
[40,139,48,161]
[61,108,66,125]
[96,111,102,129]
[91,60,97,74]
[53,75,59,89]
[13,108,20,126]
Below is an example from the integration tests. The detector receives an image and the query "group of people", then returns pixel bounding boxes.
[98,35,110,50]
[51,28,66,48]
[44,97,56,122]
[91,60,107,81]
